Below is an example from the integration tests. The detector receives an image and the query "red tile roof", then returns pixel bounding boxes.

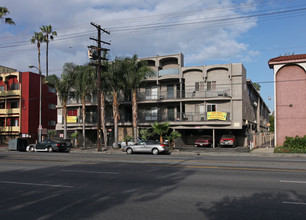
[268,54,306,68]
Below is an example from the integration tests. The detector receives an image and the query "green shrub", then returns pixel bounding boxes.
[274,135,306,153]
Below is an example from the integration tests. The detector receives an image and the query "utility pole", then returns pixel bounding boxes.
[89,22,110,151]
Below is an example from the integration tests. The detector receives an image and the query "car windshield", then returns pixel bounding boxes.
[221,135,235,138]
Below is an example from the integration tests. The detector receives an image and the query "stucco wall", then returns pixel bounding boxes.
[275,65,306,146]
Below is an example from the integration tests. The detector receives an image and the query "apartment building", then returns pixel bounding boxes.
[137,53,269,146]
[268,54,306,146]
[55,53,269,147]
[0,71,57,144]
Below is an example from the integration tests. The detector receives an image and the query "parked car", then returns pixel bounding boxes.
[27,139,69,152]
[113,138,143,148]
[122,140,170,155]
[194,135,213,147]
[219,134,236,147]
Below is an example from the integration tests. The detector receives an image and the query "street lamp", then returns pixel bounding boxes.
[28,65,42,143]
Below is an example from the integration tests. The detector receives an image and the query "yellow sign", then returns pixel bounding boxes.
[67,116,77,123]
[207,111,227,121]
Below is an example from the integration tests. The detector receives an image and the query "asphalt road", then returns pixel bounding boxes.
[1,151,306,220]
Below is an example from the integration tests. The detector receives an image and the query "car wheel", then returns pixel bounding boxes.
[152,148,159,155]
[118,144,121,149]
[29,146,35,152]
[126,148,133,154]
[48,146,53,152]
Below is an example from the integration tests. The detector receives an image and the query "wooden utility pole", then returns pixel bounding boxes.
[89,22,110,151]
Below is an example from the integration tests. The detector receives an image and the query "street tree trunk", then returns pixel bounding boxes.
[101,91,108,148]
[132,88,138,142]
[113,91,119,148]
[82,96,86,149]
[63,100,67,139]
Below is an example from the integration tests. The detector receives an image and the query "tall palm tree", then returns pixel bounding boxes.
[31,32,44,75]
[107,58,125,148]
[73,64,96,149]
[40,25,57,77]
[124,55,154,143]
[46,63,75,139]
[0,7,15,25]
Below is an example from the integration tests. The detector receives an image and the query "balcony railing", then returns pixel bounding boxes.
[159,68,179,76]
[0,90,21,97]
[0,108,20,115]
[138,112,231,122]
[137,88,231,101]
[0,126,20,132]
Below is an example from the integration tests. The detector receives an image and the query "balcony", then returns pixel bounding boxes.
[0,126,20,132]
[159,68,179,77]
[0,90,21,97]
[138,111,231,123]
[0,108,20,115]
[137,88,231,101]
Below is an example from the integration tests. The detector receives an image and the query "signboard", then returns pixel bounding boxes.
[67,116,77,123]
[207,111,227,121]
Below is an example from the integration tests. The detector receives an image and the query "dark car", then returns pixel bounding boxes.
[194,135,213,147]
[219,134,236,147]
[27,139,69,152]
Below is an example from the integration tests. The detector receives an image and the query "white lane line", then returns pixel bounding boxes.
[61,170,119,175]
[282,201,306,205]
[280,180,306,184]
[0,180,74,188]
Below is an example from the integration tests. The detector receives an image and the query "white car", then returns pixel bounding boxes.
[112,138,143,148]
[122,140,170,155]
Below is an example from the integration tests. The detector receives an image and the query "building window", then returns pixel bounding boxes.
[195,81,204,91]
[48,104,56,110]
[145,87,158,99]
[207,104,217,112]
[145,107,158,121]
[10,83,19,90]
[207,81,216,91]
[48,120,56,126]
[10,101,19,108]
[0,85,5,91]
[10,119,19,126]
[0,102,5,109]
[48,87,56,93]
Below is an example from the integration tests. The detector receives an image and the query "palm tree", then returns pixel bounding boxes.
[40,25,57,77]
[31,32,44,76]
[152,122,170,144]
[0,7,15,25]
[46,63,75,139]
[124,55,154,143]
[73,64,96,149]
[107,58,126,148]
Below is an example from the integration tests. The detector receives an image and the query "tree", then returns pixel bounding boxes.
[124,55,154,143]
[269,114,274,133]
[166,130,181,150]
[0,7,15,25]
[106,58,126,148]
[139,129,152,141]
[73,64,96,149]
[31,32,44,75]
[151,122,170,144]
[253,83,261,91]
[40,25,57,77]
[46,63,75,139]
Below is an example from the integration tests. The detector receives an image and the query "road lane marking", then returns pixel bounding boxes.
[61,169,119,175]
[280,180,306,184]
[282,201,306,205]
[0,180,74,188]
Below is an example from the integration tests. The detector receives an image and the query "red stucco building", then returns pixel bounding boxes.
[268,54,306,146]
[0,71,57,144]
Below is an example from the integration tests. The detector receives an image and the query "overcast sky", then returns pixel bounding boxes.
[1,0,306,110]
